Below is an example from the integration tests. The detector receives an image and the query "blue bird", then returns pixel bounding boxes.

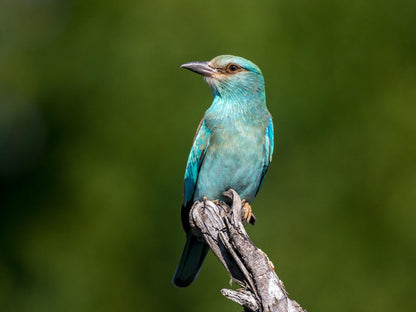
[172,55,274,287]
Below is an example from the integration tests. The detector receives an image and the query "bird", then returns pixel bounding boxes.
[172,55,274,288]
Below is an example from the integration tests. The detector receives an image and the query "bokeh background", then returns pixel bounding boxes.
[1,0,415,311]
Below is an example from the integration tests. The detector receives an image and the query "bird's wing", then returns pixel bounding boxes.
[256,117,274,195]
[181,118,211,233]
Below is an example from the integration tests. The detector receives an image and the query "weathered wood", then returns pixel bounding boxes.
[189,189,306,312]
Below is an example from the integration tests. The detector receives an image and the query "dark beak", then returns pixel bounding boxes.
[180,61,216,77]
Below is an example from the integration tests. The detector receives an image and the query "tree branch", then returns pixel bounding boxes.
[189,189,306,312]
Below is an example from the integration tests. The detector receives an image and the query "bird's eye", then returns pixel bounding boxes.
[226,63,240,73]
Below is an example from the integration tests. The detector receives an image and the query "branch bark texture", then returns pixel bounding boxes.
[189,189,306,312]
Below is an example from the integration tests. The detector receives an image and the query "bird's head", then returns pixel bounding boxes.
[181,55,265,98]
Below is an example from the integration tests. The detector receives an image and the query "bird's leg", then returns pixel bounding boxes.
[241,200,256,225]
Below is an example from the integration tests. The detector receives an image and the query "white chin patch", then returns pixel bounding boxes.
[204,76,216,87]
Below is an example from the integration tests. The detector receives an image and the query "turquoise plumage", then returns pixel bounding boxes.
[173,55,274,287]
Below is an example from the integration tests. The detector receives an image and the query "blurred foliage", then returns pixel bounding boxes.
[0,0,415,311]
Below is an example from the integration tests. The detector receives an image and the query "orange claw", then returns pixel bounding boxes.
[242,201,252,224]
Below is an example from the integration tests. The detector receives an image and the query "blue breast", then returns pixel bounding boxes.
[194,120,266,203]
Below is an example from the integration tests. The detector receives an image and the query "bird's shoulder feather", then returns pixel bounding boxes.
[181,118,211,233]
[256,117,274,195]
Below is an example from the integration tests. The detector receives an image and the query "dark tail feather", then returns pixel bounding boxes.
[172,233,209,287]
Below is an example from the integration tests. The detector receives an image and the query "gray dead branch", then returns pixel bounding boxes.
[189,189,306,312]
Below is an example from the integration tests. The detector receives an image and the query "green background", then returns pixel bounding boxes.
[1,0,415,311]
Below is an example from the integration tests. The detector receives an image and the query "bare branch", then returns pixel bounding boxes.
[189,189,306,312]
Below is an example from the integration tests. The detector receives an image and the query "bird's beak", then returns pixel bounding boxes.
[180,61,216,77]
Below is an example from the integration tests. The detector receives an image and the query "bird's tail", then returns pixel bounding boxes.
[172,233,209,287]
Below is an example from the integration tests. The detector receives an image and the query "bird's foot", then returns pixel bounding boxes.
[241,200,256,225]
[203,197,220,206]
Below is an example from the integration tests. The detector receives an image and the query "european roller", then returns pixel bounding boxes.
[172,55,274,287]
